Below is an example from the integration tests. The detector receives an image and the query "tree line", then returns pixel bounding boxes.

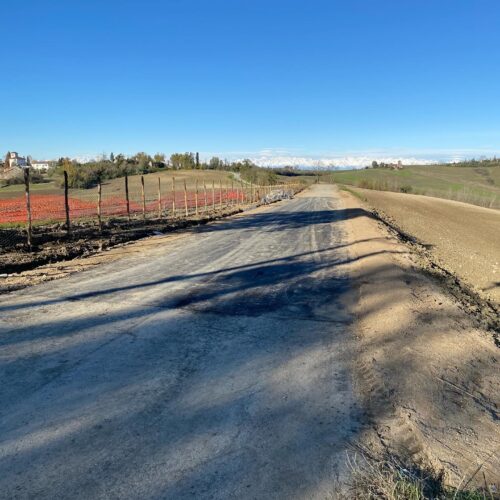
[50,152,281,189]
[443,157,500,168]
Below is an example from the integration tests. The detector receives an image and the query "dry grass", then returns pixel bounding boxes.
[329,165,500,209]
[335,451,497,499]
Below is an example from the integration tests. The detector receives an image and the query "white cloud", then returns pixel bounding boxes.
[68,147,500,169]
[239,154,438,169]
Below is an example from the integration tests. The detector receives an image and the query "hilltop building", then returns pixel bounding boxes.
[3,151,28,171]
[2,152,32,179]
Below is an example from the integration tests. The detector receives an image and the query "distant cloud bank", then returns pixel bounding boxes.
[240,155,438,169]
[68,148,500,169]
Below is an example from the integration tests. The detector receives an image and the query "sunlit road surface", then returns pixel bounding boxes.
[0,185,361,499]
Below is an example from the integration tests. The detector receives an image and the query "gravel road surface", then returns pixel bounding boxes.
[0,185,361,499]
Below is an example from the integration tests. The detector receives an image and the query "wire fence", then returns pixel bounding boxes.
[0,173,301,249]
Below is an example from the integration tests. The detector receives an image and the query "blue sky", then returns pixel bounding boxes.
[2,0,500,166]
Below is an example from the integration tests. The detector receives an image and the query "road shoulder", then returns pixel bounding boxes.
[338,188,500,489]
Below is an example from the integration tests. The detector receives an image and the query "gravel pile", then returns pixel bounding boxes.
[261,189,294,204]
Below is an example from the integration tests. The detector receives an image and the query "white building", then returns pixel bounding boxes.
[31,161,50,171]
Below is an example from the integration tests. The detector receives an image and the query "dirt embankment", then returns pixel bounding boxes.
[339,188,499,490]
[346,188,500,303]
[342,187,500,338]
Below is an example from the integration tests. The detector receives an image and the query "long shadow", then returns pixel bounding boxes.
[484,281,500,291]
[194,207,376,234]
[0,237,394,314]
[0,202,375,497]
[0,301,363,498]
[3,201,449,498]
[6,242,490,497]
[0,248,406,320]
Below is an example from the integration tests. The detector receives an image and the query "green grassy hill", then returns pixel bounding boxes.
[328,165,500,209]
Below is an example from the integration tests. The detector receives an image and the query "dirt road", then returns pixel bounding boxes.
[0,185,360,499]
[0,184,498,498]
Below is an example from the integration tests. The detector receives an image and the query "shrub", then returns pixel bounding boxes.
[358,179,374,189]
[0,169,45,187]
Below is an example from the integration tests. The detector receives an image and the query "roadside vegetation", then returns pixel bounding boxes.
[328,160,500,209]
[340,453,494,499]
[0,169,46,186]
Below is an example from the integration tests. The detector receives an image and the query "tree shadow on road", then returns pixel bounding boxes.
[3,202,496,497]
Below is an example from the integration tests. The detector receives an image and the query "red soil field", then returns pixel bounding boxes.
[0,190,242,224]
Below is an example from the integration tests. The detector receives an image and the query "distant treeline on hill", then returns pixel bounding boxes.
[443,157,500,168]
[51,152,289,189]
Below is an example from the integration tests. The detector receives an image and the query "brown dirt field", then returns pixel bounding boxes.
[339,188,499,489]
[345,187,500,306]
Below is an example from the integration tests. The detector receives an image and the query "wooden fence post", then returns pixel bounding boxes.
[125,174,130,220]
[63,170,70,233]
[231,180,234,206]
[203,181,208,212]
[212,180,216,211]
[23,168,32,248]
[141,175,146,220]
[97,180,102,231]
[183,179,188,217]
[172,176,176,217]
[251,182,254,203]
[219,180,223,210]
[158,177,162,219]
[195,179,199,216]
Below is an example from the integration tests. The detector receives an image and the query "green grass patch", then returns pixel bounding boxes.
[338,185,366,201]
